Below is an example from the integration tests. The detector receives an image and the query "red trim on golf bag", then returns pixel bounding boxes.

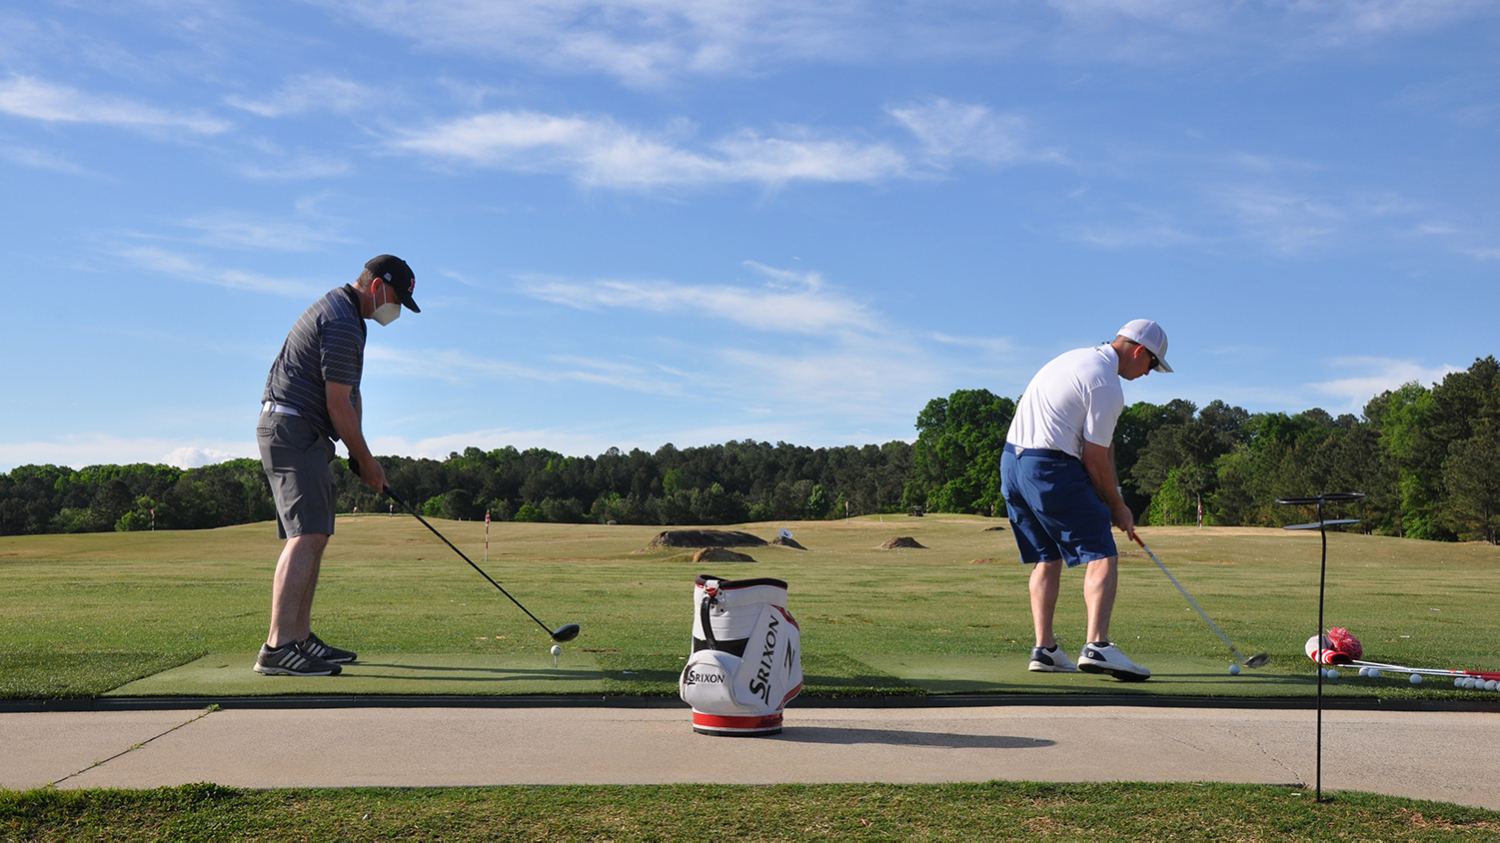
[692,711,784,731]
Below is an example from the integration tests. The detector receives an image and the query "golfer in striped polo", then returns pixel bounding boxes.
[1000,319,1171,682]
[254,255,419,676]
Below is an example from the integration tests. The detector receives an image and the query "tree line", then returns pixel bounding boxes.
[3,355,1497,542]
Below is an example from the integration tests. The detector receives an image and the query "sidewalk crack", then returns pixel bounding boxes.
[49,705,220,787]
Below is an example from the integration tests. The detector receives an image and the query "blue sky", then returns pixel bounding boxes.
[3,0,1497,471]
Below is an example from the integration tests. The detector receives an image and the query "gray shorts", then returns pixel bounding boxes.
[257,410,338,539]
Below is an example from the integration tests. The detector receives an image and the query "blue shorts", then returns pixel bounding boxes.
[1000,445,1117,568]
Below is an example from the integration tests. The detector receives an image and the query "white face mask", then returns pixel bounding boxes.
[372,285,401,326]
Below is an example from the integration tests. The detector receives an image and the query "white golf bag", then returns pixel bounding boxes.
[679,574,803,736]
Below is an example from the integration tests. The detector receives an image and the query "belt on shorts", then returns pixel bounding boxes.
[262,401,302,417]
[1004,442,1075,460]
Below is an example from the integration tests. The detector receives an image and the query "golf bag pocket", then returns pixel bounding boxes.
[679,649,752,714]
[680,574,803,735]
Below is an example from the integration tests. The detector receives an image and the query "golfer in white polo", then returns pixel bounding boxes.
[1000,319,1171,681]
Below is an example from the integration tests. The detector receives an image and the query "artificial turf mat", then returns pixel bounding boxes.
[105,652,608,697]
[100,650,1425,701]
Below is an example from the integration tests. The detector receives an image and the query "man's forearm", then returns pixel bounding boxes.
[1081,444,1124,511]
[327,392,372,466]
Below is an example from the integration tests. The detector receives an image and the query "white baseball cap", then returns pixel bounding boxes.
[1117,319,1173,372]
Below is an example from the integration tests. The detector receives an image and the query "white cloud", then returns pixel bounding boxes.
[116,246,319,297]
[0,435,255,472]
[0,75,229,134]
[516,265,878,334]
[160,446,245,469]
[1295,0,1493,39]
[0,142,94,176]
[1218,186,1345,253]
[888,99,1046,167]
[316,0,906,87]
[237,154,352,180]
[177,212,353,252]
[390,109,906,189]
[1309,357,1463,411]
[225,74,377,118]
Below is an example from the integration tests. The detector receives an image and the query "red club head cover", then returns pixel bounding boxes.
[1327,627,1363,660]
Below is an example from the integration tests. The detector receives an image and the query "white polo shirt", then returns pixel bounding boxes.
[1005,345,1124,459]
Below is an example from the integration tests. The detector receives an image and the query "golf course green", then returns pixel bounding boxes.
[3,515,1498,702]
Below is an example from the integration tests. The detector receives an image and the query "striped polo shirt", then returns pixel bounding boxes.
[261,286,366,439]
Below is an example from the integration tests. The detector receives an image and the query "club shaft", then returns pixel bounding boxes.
[1351,660,1500,680]
[1135,538,1248,663]
[385,487,556,637]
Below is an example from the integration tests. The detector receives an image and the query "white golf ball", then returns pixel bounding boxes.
[1358,667,1369,677]
[1327,668,1339,680]
[1369,668,1381,679]
[1455,677,1466,688]
[550,645,562,656]
[1486,680,1497,692]
[1229,664,1240,675]
[1410,673,1423,685]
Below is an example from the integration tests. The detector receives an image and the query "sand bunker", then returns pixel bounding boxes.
[877,536,926,550]
[646,529,767,549]
[692,547,757,563]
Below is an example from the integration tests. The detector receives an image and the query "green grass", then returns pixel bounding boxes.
[4,782,1498,840]
[2,515,1498,699]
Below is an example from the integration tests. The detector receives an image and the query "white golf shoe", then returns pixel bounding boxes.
[1078,642,1151,682]
[1029,643,1080,673]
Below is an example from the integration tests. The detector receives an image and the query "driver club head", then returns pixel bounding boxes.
[550,623,581,643]
[1245,652,1270,669]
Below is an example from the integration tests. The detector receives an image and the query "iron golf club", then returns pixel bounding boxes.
[1132,534,1269,668]
[352,462,579,642]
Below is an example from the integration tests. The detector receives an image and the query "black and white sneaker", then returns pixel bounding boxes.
[1078,642,1151,682]
[300,632,357,664]
[253,642,342,676]
[1029,643,1080,672]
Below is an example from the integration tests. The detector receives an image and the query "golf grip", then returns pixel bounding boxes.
[1133,534,1247,662]
[348,458,554,633]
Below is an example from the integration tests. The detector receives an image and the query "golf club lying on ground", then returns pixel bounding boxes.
[1132,534,1269,669]
[351,461,579,643]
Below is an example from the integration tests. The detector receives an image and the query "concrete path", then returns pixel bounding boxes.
[5,705,1498,811]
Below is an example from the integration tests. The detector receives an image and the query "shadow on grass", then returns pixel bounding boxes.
[352,662,602,683]
[775,727,1054,749]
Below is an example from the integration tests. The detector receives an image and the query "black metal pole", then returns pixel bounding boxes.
[1316,498,1326,803]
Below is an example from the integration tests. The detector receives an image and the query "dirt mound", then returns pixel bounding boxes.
[646,530,767,549]
[691,547,757,563]
[770,535,806,550]
[983,525,1006,532]
[877,536,926,550]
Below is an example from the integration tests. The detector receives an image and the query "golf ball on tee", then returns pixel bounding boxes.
[550,645,562,656]
[1229,664,1240,675]
[1410,673,1423,685]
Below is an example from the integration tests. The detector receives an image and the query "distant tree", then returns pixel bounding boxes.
[906,389,1016,515]
[1442,421,1500,544]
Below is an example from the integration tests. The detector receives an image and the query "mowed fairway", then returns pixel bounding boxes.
[2,514,1498,700]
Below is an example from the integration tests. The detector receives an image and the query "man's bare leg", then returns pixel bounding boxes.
[1084,555,1119,643]
[268,533,328,648]
[1029,560,1063,648]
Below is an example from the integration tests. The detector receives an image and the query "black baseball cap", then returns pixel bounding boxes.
[365,254,420,313]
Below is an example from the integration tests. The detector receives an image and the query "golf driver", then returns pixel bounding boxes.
[1132,534,1269,668]
[351,462,579,642]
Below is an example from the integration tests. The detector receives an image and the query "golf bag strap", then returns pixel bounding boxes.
[700,593,718,651]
